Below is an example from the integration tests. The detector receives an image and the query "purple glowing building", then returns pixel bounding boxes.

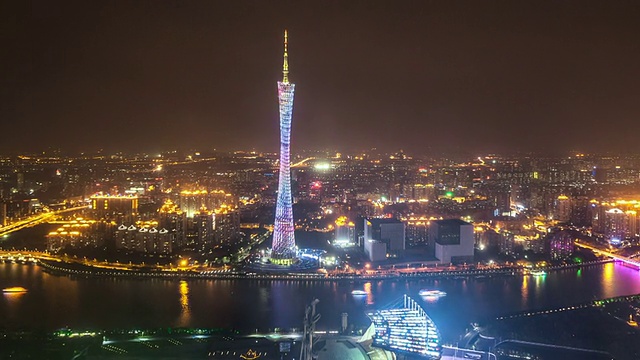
[549,230,574,260]
[271,30,297,264]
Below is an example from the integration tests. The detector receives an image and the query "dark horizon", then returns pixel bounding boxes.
[2,1,640,154]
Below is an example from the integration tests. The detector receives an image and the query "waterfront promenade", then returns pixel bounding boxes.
[0,249,613,281]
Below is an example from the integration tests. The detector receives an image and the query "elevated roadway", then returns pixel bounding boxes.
[0,206,88,238]
[575,240,640,268]
[291,157,316,168]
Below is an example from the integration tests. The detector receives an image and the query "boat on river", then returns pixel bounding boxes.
[3,287,27,293]
[419,289,447,298]
[530,270,547,277]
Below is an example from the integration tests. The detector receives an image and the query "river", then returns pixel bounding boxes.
[2,262,640,342]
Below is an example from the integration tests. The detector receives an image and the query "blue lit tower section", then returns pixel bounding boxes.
[271,30,297,265]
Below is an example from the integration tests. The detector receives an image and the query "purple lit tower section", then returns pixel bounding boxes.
[271,30,297,265]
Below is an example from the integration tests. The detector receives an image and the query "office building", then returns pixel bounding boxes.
[364,237,387,262]
[429,219,474,264]
[365,218,406,253]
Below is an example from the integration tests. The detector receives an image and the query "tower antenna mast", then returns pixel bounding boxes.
[282,30,289,83]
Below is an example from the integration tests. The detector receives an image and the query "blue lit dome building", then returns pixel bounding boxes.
[363,295,442,359]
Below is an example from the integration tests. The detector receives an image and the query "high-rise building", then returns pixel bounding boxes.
[158,199,185,249]
[213,206,240,245]
[115,224,136,251]
[603,208,635,242]
[591,199,640,242]
[334,216,356,247]
[548,230,574,260]
[271,30,297,265]
[404,217,430,246]
[570,196,592,226]
[178,190,229,218]
[195,210,215,253]
[0,201,6,227]
[114,224,172,254]
[90,194,138,220]
[16,172,24,192]
[498,230,515,256]
[554,195,571,222]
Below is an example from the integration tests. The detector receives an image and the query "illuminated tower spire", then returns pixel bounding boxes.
[271,30,297,265]
[282,30,289,84]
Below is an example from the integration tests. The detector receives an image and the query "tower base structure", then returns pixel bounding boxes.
[268,245,298,266]
[245,248,322,273]
[269,257,297,266]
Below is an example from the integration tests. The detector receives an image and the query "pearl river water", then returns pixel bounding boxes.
[2,261,640,343]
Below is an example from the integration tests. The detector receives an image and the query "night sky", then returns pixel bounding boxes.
[2,1,640,154]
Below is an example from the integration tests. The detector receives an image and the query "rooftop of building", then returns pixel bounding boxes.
[367,218,403,226]
[432,218,471,226]
[90,194,138,199]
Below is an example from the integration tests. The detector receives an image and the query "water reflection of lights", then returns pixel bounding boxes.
[521,274,529,307]
[422,295,439,302]
[180,281,190,309]
[603,262,614,281]
[178,280,191,326]
[3,292,26,299]
[3,290,26,315]
[364,282,374,305]
[602,262,616,298]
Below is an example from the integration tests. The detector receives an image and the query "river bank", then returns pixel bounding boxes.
[35,258,614,281]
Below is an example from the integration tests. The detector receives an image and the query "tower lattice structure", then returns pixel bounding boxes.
[271,30,297,264]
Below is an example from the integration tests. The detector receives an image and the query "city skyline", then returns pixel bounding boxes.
[2,1,640,154]
[3,2,640,359]
[2,118,640,359]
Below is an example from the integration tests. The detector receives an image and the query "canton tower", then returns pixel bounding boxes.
[271,30,297,264]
